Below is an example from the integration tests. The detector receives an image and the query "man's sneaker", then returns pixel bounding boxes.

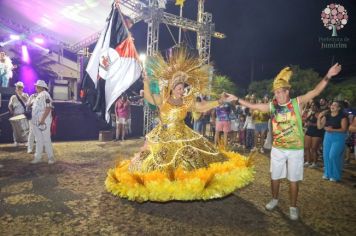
[303,162,310,167]
[27,149,33,154]
[48,159,55,165]
[289,207,299,220]
[265,199,278,210]
[260,148,265,153]
[31,159,41,164]
[308,163,317,168]
[329,178,337,182]
[322,175,329,180]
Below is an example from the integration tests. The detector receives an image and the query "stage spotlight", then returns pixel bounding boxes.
[21,45,30,63]
[139,53,146,62]
[30,43,50,53]
[10,34,21,40]
[33,37,45,45]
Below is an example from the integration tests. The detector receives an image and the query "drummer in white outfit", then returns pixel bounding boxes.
[30,80,55,164]
[26,92,38,153]
[8,82,29,146]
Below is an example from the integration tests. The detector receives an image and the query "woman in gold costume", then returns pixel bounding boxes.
[105,50,254,202]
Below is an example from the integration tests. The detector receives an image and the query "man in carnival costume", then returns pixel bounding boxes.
[105,49,254,202]
[233,63,341,220]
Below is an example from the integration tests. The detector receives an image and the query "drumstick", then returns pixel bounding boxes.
[0,111,10,118]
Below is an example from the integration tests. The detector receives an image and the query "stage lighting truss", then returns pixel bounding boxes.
[71,0,225,64]
[0,16,71,50]
[73,0,225,133]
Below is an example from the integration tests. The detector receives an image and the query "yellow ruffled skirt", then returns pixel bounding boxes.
[105,150,254,202]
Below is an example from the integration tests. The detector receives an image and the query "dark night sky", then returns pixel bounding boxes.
[131,0,356,88]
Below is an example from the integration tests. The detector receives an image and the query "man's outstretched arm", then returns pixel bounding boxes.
[226,93,270,112]
[299,63,342,105]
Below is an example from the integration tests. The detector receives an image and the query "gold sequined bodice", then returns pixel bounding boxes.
[129,101,227,172]
[160,101,188,125]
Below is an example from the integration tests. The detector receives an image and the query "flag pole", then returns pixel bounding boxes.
[115,3,139,60]
[115,1,163,123]
[178,5,183,45]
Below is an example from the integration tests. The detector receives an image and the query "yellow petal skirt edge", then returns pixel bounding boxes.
[105,151,254,202]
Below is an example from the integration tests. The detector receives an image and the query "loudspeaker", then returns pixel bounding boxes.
[53,85,69,100]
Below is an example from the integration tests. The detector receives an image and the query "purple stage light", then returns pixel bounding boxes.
[20,65,38,94]
[33,37,45,44]
[21,45,30,63]
[10,34,21,40]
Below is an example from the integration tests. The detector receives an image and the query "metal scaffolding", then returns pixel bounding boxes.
[140,0,224,134]
[143,0,161,135]
[69,0,225,134]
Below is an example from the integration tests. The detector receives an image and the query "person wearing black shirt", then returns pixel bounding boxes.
[304,101,324,168]
[317,101,348,182]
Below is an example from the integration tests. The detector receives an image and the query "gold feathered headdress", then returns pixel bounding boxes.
[145,48,209,101]
[273,67,293,91]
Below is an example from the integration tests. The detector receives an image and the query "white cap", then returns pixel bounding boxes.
[14,81,24,88]
[34,80,48,89]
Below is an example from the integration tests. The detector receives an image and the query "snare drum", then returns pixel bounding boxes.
[9,114,29,143]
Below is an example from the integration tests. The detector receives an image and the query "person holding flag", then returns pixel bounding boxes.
[105,49,254,202]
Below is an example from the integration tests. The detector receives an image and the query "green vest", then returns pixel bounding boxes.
[270,98,304,150]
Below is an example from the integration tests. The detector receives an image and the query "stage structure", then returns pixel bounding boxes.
[143,0,225,134]
[73,0,225,134]
[0,16,80,100]
[119,0,225,134]
[1,1,224,134]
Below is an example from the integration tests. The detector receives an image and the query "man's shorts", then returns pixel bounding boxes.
[215,120,231,133]
[270,147,304,181]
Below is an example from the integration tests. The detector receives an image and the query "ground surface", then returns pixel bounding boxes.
[0,140,355,236]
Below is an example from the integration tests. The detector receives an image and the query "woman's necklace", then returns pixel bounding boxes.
[169,96,183,106]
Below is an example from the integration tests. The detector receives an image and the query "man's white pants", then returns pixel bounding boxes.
[32,119,54,161]
[27,122,35,152]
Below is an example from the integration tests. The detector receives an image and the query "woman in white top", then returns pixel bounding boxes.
[243,108,255,151]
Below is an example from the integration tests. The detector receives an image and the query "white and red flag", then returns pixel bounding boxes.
[86,3,141,122]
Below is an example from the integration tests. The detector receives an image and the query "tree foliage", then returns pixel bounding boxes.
[210,75,239,99]
[248,65,356,106]
[328,77,356,105]
[248,79,273,98]
[289,65,321,96]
